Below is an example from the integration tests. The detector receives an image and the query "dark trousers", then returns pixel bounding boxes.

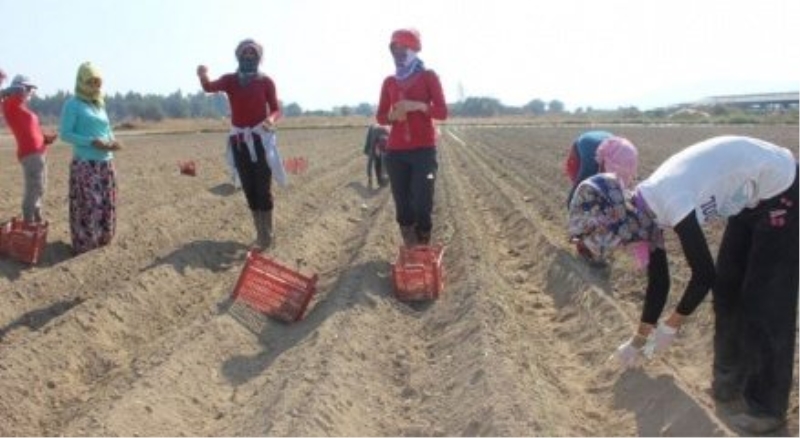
[713,168,798,417]
[385,148,437,233]
[230,136,273,212]
[367,150,386,184]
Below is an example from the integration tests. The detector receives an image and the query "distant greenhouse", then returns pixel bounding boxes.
[693,91,799,112]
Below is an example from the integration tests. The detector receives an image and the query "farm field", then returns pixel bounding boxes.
[0,122,797,436]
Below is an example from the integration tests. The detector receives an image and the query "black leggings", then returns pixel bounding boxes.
[713,167,798,417]
[231,136,273,212]
[385,148,437,233]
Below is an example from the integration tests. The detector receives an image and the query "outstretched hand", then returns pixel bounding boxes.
[611,335,647,370]
[643,322,678,359]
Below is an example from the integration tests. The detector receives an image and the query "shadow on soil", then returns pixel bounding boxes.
[0,241,73,281]
[141,239,248,275]
[614,370,728,436]
[220,258,399,386]
[0,296,84,342]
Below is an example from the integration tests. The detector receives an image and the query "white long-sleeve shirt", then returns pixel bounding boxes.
[637,135,796,227]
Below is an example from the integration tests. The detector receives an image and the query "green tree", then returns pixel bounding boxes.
[283,102,303,117]
[547,99,565,113]
[523,98,546,115]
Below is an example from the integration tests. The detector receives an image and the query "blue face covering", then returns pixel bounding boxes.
[394,49,425,81]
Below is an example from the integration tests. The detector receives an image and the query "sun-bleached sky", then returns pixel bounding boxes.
[1,0,798,111]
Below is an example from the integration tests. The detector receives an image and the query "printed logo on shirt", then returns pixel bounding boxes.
[699,195,720,222]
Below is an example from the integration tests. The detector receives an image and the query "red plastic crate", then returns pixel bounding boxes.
[391,244,445,301]
[178,160,196,176]
[0,218,48,264]
[283,157,309,175]
[231,251,319,323]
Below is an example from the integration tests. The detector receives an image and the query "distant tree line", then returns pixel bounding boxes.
[16,90,570,124]
[9,90,793,127]
[23,90,232,124]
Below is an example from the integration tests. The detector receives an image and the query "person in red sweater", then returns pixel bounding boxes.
[197,38,283,249]
[1,75,57,223]
[376,28,448,246]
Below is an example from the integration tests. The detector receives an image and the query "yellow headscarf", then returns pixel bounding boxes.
[75,62,104,107]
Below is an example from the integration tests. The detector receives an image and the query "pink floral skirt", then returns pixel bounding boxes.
[69,159,117,255]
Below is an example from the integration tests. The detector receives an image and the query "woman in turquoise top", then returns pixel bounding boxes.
[59,62,122,255]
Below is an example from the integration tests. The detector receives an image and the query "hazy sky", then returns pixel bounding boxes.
[1,0,798,111]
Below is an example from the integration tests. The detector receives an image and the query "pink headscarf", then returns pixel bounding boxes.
[596,137,638,188]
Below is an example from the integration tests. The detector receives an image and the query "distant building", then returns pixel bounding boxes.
[692,91,799,112]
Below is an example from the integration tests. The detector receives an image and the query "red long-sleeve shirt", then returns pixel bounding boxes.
[376,70,447,151]
[200,74,280,128]
[1,94,46,160]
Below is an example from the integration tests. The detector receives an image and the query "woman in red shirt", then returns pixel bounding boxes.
[376,28,448,246]
[1,75,57,224]
[197,39,282,250]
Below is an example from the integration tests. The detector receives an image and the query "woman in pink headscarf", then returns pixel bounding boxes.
[567,134,639,264]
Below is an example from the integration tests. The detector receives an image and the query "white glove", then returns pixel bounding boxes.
[643,322,678,359]
[612,335,647,369]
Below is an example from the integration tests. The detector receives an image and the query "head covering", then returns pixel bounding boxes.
[11,75,37,89]
[75,62,104,107]
[596,136,638,188]
[568,174,660,262]
[390,29,421,52]
[390,29,425,80]
[235,38,263,74]
[235,38,263,60]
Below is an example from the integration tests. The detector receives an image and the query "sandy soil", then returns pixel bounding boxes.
[0,122,797,436]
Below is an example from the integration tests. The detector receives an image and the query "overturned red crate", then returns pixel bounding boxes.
[391,244,445,301]
[0,218,48,264]
[231,251,319,323]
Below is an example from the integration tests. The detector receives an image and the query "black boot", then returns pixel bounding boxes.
[252,210,273,250]
[416,229,431,245]
[400,225,417,247]
[260,210,273,249]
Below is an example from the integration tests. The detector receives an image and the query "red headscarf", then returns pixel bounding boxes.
[390,29,421,52]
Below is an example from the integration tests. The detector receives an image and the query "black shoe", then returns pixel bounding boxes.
[730,412,785,435]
